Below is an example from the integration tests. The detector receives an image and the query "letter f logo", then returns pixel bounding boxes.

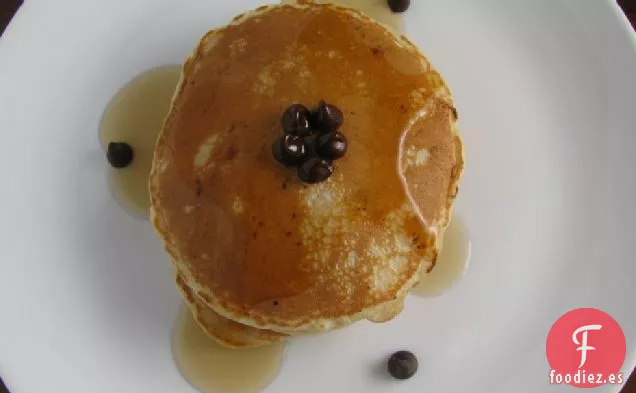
[572,324,602,368]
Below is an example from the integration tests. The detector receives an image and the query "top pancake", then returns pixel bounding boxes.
[150,3,464,333]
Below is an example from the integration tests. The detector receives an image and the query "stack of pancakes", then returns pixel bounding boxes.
[149,2,464,348]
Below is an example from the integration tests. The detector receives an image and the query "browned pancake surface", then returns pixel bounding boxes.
[150,3,463,332]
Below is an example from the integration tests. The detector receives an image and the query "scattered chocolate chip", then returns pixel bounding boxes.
[286,231,293,237]
[316,132,348,160]
[273,300,279,306]
[297,157,334,184]
[313,100,344,132]
[451,107,458,120]
[282,104,312,136]
[106,142,134,168]
[388,0,410,13]
[388,351,418,380]
[272,135,308,166]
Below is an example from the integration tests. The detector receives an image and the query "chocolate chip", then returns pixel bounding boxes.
[272,135,308,166]
[451,107,458,120]
[297,157,334,184]
[316,131,348,160]
[387,351,418,380]
[106,142,134,168]
[282,104,312,136]
[388,0,410,13]
[313,100,344,132]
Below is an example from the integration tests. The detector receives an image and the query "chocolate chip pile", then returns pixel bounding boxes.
[272,101,348,184]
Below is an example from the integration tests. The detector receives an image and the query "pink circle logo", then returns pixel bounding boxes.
[546,308,626,388]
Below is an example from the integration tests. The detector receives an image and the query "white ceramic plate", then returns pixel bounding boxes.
[1,0,635,392]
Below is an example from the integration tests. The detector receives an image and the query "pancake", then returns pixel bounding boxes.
[150,3,464,334]
[176,274,288,348]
